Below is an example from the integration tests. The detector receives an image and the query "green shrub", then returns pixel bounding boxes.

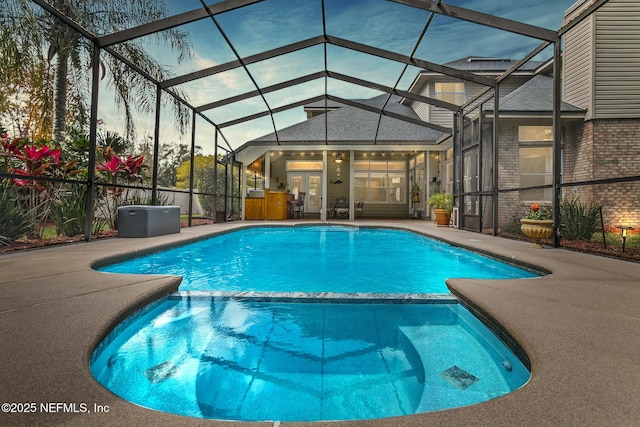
[427,191,454,214]
[560,198,601,241]
[0,183,34,246]
[500,214,522,235]
[127,191,170,207]
[50,185,86,237]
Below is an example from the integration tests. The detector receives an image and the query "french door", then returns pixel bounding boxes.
[288,173,322,213]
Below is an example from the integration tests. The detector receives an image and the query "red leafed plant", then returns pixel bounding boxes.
[1,136,79,237]
[96,146,149,229]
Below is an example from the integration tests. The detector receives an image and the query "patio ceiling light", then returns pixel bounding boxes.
[334,153,343,163]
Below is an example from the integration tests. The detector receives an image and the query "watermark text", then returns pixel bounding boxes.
[2,402,110,415]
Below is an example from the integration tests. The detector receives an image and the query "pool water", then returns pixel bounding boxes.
[98,226,537,294]
[90,296,530,421]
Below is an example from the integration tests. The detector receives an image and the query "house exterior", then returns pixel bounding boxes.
[236,58,585,227]
[236,0,639,231]
[235,95,448,220]
[405,57,585,230]
[561,0,640,227]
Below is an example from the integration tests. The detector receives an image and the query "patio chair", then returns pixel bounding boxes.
[354,201,364,218]
[334,197,349,218]
[293,192,306,218]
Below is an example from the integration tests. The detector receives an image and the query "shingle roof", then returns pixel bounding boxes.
[484,74,585,113]
[248,94,446,144]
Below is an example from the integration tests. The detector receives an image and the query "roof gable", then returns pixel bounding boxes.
[247,94,446,145]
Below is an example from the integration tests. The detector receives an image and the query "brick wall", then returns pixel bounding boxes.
[591,119,640,227]
[497,123,522,227]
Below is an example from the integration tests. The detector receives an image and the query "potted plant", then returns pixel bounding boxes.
[520,203,553,248]
[427,191,453,227]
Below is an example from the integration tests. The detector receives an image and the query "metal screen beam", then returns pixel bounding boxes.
[393,0,557,42]
[84,44,100,241]
[327,36,495,87]
[31,0,97,42]
[215,93,450,134]
[552,40,562,247]
[328,71,459,111]
[98,0,262,47]
[371,3,439,145]
[196,71,327,112]
[327,95,451,134]
[497,41,552,84]
[201,69,459,115]
[217,95,326,128]
[162,36,325,88]
[199,1,280,144]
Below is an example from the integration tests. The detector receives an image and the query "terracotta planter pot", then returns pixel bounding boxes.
[520,218,554,248]
[433,209,451,227]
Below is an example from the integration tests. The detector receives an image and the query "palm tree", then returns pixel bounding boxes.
[1,0,191,142]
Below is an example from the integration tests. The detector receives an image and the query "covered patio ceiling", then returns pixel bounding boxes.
[35,0,605,153]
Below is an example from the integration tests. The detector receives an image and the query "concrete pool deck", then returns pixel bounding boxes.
[1,220,639,426]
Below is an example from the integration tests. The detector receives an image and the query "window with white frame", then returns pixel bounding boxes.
[518,126,553,142]
[286,160,323,171]
[354,160,406,203]
[519,146,553,202]
[434,82,465,106]
[445,148,454,194]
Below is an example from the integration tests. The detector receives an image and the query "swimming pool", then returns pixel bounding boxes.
[91,225,535,421]
[91,296,530,421]
[98,225,537,294]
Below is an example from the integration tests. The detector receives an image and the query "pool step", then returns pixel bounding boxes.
[398,326,486,413]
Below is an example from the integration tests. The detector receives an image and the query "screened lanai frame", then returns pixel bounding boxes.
[4,0,610,245]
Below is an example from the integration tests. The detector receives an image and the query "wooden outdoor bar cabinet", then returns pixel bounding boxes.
[245,189,293,220]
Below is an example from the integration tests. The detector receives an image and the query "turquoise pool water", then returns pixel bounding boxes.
[98,226,537,293]
[92,225,535,421]
[91,296,530,421]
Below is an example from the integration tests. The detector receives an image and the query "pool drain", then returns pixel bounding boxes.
[440,365,479,390]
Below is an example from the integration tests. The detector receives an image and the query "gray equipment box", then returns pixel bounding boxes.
[117,205,181,238]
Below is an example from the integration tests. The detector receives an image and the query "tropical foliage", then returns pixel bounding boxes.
[1,0,194,237]
[95,145,149,229]
[174,155,229,217]
[0,182,34,246]
[49,184,86,237]
[560,198,601,241]
[157,143,202,187]
[427,191,453,214]
[1,0,192,142]
[1,133,80,236]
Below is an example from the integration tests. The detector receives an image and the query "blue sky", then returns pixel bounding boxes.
[102,0,581,152]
